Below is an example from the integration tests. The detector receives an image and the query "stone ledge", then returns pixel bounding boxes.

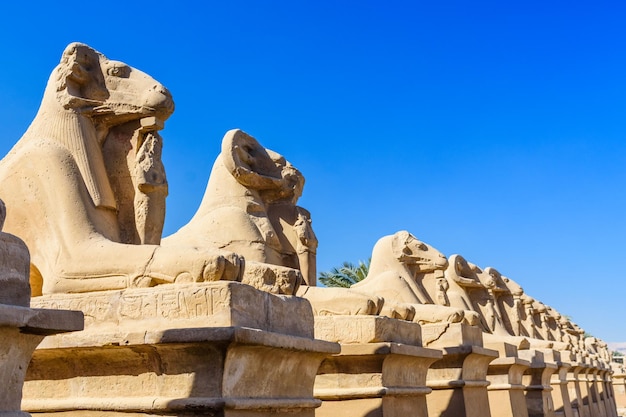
[314,386,432,400]
[36,325,340,353]
[0,303,83,335]
[337,342,442,359]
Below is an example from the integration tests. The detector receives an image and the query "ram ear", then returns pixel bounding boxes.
[451,254,468,275]
[391,230,413,259]
[55,43,106,109]
[221,129,284,190]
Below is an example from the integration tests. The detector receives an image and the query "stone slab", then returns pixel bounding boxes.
[32,281,313,339]
[421,322,484,348]
[315,342,442,417]
[426,345,499,417]
[314,315,422,345]
[0,303,83,335]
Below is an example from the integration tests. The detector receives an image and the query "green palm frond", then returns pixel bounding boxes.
[318,258,371,287]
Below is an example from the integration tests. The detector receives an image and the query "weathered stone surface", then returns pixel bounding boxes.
[610,369,625,417]
[316,342,441,417]
[314,317,441,417]
[518,349,559,417]
[314,315,421,345]
[426,344,499,417]
[32,281,313,340]
[549,351,574,417]
[485,342,531,417]
[23,273,336,416]
[352,231,468,324]
[421,322,484,348]
[23,326,339,417]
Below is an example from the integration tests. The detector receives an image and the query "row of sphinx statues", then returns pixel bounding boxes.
[0,42,609,361]
[0,40,620,417]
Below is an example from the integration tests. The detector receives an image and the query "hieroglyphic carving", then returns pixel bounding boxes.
[32,284,234,325]
[314,316,422,345]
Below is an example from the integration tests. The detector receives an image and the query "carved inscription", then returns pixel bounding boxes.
[119,286,231,320]
[32,283,233,324]
[315,317,369,343]
[420,323,449,347]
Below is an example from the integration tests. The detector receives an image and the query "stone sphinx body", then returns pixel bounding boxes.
[0,43,242,295]
[163,128,310,294]
[351,231,469,324]
[165,128,383,314]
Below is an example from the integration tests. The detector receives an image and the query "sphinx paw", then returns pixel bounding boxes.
[202,252,244,282]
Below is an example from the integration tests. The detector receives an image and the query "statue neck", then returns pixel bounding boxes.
[21,95,116,210]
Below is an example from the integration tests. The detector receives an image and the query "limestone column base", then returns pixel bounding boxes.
[609,371,626,417]
[485,342,531,417]
[519,349,559,417]
[23,326,338,417]
[316,342,441,417]
[549,351,573,417]
[313,316,441,417]
[569,364,592,417]
[422,323,498,417]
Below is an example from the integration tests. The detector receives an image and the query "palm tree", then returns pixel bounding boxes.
[318,259,370,288]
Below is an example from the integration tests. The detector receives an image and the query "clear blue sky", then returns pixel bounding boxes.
[1,1,625,341]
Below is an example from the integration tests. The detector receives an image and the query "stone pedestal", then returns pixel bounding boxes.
[518,349,559,417]
[568,364,591,417]
[0,303,83,417]
[606,368,619,417]
[485,342,531,417]
[314,316,442,417]
[584,364,603,417]
[550,351,573,417]
[590,367,611,417]
[422,323,498,417]
[602,369,619,417]
[611,373,626,417]
[23,281,340,417]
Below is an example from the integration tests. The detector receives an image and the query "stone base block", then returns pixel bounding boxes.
[612,372,626,415]
[421,322,483,348]
[485,343,531,417]
[426,344,499,417]
[550,351,574,417]
[568,365,591,417]
[313,317,441,417]
[315,342,442,417]
[24,282,337,416]
[31,281,314,339]
[314,315,421,345]
[23,326,339,417]
[518,349,559,417]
